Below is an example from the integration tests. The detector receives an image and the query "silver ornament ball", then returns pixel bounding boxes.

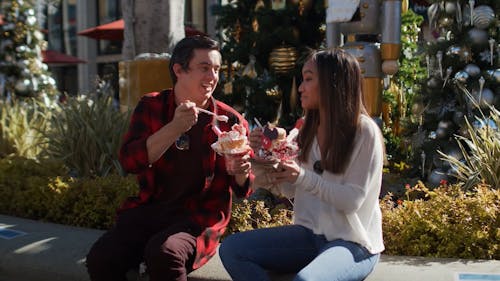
[467,28,489,46]
[436,120,453,139]
[445,2,457,14]
[473,5,495,29]
[452,111,465,126]
[472,88,495,108]
[15,79,31,93]
[427,77,441,89]
[454,71,469,83]
[464,64,481,77]
[486,69,500,83]
[427,169,449,187]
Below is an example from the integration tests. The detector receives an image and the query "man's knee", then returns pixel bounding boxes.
[144,232,195,268]
[86,241,112,273]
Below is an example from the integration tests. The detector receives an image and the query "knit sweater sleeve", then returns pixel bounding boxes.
[292,117,384,214]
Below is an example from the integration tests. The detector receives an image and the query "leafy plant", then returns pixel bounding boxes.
[382,9,426,169]
[225,198,293,237]
[0,99,52,159]
[439,87,500,190]
[48,174,138,229]
[381,182,500,259]
[43,94,131,178]
[0,156,137,229]
[0,156,67,218]
[1,157,499,259]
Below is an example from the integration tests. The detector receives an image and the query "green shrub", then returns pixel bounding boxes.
[0,157,66,218]
[47,174,138,229]
[226,198,293,237]
[43,94,131,178]
[0,156,137,229]
[381,182,500,259]
[2,158,499,259]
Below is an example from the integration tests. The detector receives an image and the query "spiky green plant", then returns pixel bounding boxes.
[0,99,52,159]
[43,94,131,178]
[439,85,500,190]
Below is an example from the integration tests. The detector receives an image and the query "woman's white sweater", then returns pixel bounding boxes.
[256,115,384,254]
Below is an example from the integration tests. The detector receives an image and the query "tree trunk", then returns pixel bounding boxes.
[121,0,185,60]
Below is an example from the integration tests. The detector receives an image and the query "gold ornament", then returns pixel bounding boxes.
[242,55,258,79]
[292,28,300,41]
[299,0,305,15]
[233,20,242,43]
[266,86,281,97]
[269,46,298,75]
[224,81,233,95]
[438,17,454,29]
[402,0,409,13]
[271,0,286,10]
[252,17,259,33]
[255,0,265,10]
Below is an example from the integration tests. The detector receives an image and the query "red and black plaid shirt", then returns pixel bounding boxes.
[118,89,253,269]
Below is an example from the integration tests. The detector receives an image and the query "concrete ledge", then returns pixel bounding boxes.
[1,214,500,281]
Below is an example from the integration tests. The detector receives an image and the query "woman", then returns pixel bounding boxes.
[219,49,384,281]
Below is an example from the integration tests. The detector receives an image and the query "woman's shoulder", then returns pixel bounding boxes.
[358,115,382,140]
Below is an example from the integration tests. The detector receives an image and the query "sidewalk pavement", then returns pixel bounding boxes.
[1,214,500,281]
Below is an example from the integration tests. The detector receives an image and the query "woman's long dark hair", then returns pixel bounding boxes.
[298,48,367,174]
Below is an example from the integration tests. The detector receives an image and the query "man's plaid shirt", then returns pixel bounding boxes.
[118,89,253,269]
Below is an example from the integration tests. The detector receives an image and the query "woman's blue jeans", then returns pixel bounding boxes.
[219,225,379,281]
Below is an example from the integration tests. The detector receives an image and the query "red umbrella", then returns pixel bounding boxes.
[42,50,87,65]
[78,19,125,41]
[78,19,207,41]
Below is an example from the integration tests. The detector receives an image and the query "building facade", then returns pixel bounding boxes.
[44,0,218,96]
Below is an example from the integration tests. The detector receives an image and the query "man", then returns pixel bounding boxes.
[86,35,253,281]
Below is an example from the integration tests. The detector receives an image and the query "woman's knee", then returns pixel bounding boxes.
[219,233,242,262]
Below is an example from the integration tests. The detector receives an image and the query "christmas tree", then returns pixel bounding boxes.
[212,0,325,128]
[410,0,499,186]
[0,0,57,99]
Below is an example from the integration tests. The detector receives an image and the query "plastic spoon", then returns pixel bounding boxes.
[196,107,229,122]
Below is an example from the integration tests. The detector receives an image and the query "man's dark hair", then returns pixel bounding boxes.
[169,35,220,84]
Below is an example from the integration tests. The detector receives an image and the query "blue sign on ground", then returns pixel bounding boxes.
[457,273,500,281]
[0,227,26,239]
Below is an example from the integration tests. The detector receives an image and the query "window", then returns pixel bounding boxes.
[96,0,121,55]
[185,0,206,33]
[46,0,77,55]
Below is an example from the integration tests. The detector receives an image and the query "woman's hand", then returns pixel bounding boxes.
[268,159,301,184]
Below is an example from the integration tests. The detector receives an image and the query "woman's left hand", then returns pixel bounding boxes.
[268,159,301,184]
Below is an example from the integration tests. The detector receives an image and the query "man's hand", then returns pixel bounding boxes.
[172,101,198,135]
[224,150,251,176]
[224,150,252,186]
